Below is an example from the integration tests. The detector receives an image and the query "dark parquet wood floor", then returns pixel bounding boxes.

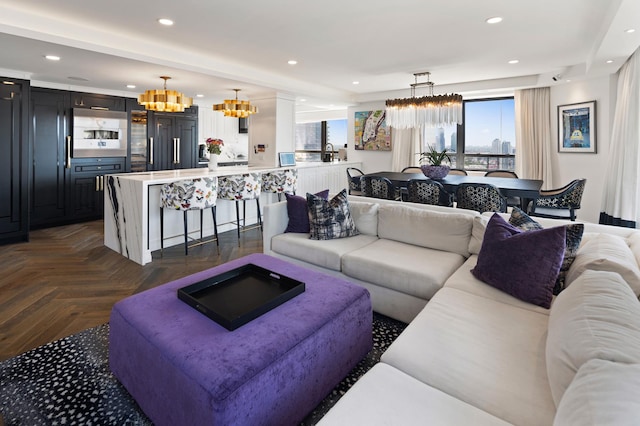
[0,221,263,361]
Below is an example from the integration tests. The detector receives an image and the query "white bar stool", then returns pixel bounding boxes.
[262,169,297,201]
[217,173,262,244]
[160,177,219,255]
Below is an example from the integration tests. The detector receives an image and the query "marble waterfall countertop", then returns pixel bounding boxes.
[104,161,359,265]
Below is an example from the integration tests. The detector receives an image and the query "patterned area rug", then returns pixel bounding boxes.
[0,313,406,425]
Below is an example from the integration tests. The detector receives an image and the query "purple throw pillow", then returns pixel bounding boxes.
[471,213,566,308]
[284,190,330,233]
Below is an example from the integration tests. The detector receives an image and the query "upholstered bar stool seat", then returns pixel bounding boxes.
[262,169,297,201]
[160,177,219,255]
[217,173,262,244]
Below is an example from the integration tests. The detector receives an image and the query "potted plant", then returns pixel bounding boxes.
[206,138,224,171]
[418,145,451,179]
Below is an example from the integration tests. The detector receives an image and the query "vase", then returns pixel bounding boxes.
[208,155,218,171]
[421,164,450,179]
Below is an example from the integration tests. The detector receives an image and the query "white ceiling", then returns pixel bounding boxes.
[0,0,639,114]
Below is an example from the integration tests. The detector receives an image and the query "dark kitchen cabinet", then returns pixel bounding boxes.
[148,108,198,170]
[69,158,124,220]
[0,78,29,245]
[71,92,126,111]
[30,88,71,228]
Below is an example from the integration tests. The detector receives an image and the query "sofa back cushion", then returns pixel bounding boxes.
[348,201,379,236]
[378,204,474,257]
[546,269,640,407]
[553,359,640,426]
[565,233,640,296]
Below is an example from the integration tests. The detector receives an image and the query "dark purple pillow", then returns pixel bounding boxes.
[471,213,566,308]
[284,190,330,233]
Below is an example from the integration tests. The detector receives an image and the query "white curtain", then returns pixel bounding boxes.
[600,47,640,227]
[391,128,422,171]
[514,87,553,188]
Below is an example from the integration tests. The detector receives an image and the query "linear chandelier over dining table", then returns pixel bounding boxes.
[385,72,463,129]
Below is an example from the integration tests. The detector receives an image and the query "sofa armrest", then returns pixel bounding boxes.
[263,201,289,254]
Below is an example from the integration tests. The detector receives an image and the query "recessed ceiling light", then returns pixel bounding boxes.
[508,59,519,64]
[126,84,136,89]
[566,79,571,83]
[68,76,89,81]
[606,60,614,64]
[352,81,360,85]
[45,55,60,61]
[486,17,503,24]
[158,18,174,26]
[196,94,204,98]
[2,81,15,85]
[299,98,307,102]
[288,60,297,65]
[625,29,636,34]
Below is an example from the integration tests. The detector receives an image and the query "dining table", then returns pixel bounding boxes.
[362,171,543,209]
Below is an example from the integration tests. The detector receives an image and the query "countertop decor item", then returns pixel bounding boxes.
[206,138,223,171]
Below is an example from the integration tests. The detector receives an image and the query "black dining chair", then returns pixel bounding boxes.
[529,178,586,221]
[360,176,401,201]
[401,166,423,174]
[448,168,468,176]
[485,170,520,207]
[406,179,452,206]
[347,167,364,196]
[455,183,507,213]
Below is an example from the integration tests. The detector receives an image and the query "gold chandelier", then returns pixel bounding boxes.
[213,89,258,118]
[138,76,193,113]
[385,72,463,129]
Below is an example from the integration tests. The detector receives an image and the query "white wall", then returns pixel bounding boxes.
[549,75,615,223]
[197,106,249,162]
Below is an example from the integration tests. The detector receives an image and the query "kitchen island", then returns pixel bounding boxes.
[104,161,361,265]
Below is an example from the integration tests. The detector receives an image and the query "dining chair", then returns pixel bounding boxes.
[455,183,507,213]
[347,167,364,195]
[406,179,452,206]
[160,177,219,255]
[360,176,401,201]
[401,166,423,174]
[448,168,468,176]
[485,170,520,207]
[529,178,586,221]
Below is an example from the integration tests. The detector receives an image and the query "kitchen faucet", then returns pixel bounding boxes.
[325,143,335,162]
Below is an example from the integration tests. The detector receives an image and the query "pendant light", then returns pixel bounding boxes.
[138,76,193,113]
[213,89,258,118]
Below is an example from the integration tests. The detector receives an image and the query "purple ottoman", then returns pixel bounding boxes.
[109,253,372,426]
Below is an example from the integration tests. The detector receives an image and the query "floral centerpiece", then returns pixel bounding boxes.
[206,138,224,156]
[418,145,451,179]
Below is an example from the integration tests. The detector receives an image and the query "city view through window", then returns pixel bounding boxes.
[295,98,515,171]
[423,97,516,171]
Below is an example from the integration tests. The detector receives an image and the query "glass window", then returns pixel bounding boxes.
[295,119,347,162]
[422,97,515,171]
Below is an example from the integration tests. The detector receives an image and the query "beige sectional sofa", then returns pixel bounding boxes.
[262,197,640,425]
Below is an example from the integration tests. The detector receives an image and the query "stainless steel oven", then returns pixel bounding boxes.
[72,108,128,157]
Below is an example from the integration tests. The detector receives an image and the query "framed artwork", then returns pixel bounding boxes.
[354,110,391,151]
[558,101,596,153]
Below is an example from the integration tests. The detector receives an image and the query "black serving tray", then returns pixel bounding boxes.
[177,263,305,331]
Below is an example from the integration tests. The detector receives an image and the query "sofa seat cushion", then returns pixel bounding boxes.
[444,256,552,315]
[381,287,555,426]
[546,269,640,406]
[271,233,378,271]
[317,363,511,426]
[553,359,640,426]
[342,239,466,301]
